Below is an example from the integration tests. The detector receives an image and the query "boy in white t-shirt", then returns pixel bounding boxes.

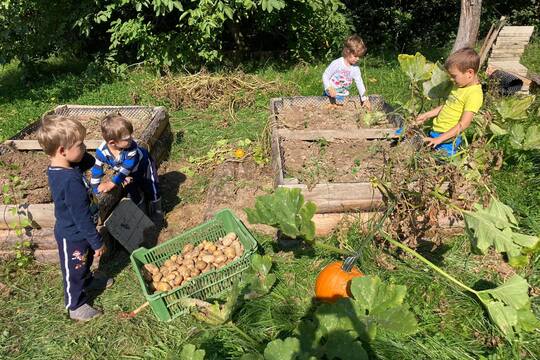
[322,34,371,109]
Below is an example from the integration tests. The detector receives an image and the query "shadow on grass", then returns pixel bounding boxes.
[0,57,114,105]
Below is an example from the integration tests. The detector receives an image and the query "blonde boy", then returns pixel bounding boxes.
[416,47,483,156]
[322,34,371,109]
[37,116,111,321]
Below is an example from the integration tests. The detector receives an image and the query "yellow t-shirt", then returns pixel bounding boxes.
[432,84,483,133]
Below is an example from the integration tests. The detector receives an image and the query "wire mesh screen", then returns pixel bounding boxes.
[271,95,403,127]
[55,105,154,122]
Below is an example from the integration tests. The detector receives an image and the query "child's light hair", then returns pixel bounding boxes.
[101,114,134,142]
[342,35,367,58]
[445,47,480,73]
[36,115,86,156]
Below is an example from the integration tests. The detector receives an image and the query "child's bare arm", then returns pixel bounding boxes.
[416,105,444,124]
[424,111,474,147]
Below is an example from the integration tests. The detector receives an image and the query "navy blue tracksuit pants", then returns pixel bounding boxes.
[56,235,94,311]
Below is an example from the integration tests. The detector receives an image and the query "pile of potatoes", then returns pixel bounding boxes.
[142,232,244,293]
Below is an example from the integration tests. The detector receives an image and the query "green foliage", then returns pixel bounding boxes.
[241,254,276,300]
[398,53,433,83]
[179,344,206,360]
[422,63,452,100]
[255,275,415,359]
[495,96,536,121]
[362,110,386,126]
[316,276,418,342]
[245,187,317,241]
[463,198,540,267]
[477,275,540,338]
[0,0,87,66]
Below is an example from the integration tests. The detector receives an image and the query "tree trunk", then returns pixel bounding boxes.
[452,0,483,53]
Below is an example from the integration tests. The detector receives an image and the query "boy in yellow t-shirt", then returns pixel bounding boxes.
[415,47,483,156]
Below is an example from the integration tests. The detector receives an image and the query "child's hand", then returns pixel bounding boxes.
[94,244,107,258]
[326,87,337,98]
[362,98,371,111]
[123,177,133,186]
[415,113,429,125]
[423,136,442,148]
[98,181,116,193]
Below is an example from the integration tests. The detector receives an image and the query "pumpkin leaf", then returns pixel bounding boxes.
[422,63,453,99]
[316,275,418,342]
[398,53,434,83]
[362,110,387,126]
[495,96,535,120]
[476,275,540,337]
[179,344,205,360]
[263,337,301,360]
[523,125,540,150]
[488,122,508,136]
[463,199,540,267]
[242,254,276,300]
[245,187,317,241]
[323,331,368,360]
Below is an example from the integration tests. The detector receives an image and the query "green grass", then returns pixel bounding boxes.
[1,43,540,359]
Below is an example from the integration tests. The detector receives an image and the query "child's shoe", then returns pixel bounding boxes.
[69,304,103,321]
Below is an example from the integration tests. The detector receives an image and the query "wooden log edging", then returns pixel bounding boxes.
[0,204,55,230]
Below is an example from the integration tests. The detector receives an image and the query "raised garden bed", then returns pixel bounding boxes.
[270,96,461,234]
[0,105,172,263]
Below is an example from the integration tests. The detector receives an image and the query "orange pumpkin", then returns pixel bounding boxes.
[315,261,363,303]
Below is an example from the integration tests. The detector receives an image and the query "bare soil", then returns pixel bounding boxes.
[21,115,149,140]
[276,103,391,130]
[0,151,51,204]
[281,138,391,187]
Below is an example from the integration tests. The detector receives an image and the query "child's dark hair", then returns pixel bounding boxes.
[342,35,367,58]
[101,113,134,142]
[445,48,480,73]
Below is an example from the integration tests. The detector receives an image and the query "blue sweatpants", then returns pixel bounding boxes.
[56,234,94,310]
[429,131,462,156]
[125,150,160,206]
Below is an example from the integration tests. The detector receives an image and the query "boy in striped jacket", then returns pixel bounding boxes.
[90,114,161,219]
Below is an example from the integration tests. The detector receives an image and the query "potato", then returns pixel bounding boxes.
[183,259,195,269]
[164,259,174,268]
[160,267,170,276]
[173,275,184,286]
[152,273,163,282]
[182,243,194,254]
[215,254,226,264]
[195,260,207,270]
[156,282,172,292]
[165,273,176,282]
[212,249,223,257]
[233,242,242,257]
[171,255,178,262]
[207,244,217,252]
[195,243,204,252]
[183,253,193,261]
[203,241,213,251]
[191,268,201,277]
[143,263,160,275]
[222,232,237,246]
[191,248,201,258]
[224,247,236,259]
[176,256,184,265]
[201,254,215,263]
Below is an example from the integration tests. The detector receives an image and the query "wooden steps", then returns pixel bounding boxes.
[487,25,535,93]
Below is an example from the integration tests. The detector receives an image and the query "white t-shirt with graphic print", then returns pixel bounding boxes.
[322,57,367,101]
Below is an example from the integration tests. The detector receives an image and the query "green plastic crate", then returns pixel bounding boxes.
[130,209,258,321]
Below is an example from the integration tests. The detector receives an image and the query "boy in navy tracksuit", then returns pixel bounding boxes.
[90,114,161,219]
[37,116,112,321]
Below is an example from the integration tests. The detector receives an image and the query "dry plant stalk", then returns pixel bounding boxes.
[151,70,297,113]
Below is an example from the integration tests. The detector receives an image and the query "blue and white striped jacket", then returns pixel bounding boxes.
[90,140,147,193]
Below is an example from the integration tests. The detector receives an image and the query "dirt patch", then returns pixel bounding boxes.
[0,151,51,204]
[281,138,391,187]
[21,115,149,140]
[276,104,391,130]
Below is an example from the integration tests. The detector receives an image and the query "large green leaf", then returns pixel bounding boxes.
[398,53,434,83]
[179,344,205,360]
[423,63,453,99]
[464,200,540,266]
[316,275,417,342]
[477,275,539,337]
[245,187,317,241]
[523,125,540,150]
[495,96,535,120]
[323,331,368,360]
[509,123,526,149]
[264,337,300,360]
